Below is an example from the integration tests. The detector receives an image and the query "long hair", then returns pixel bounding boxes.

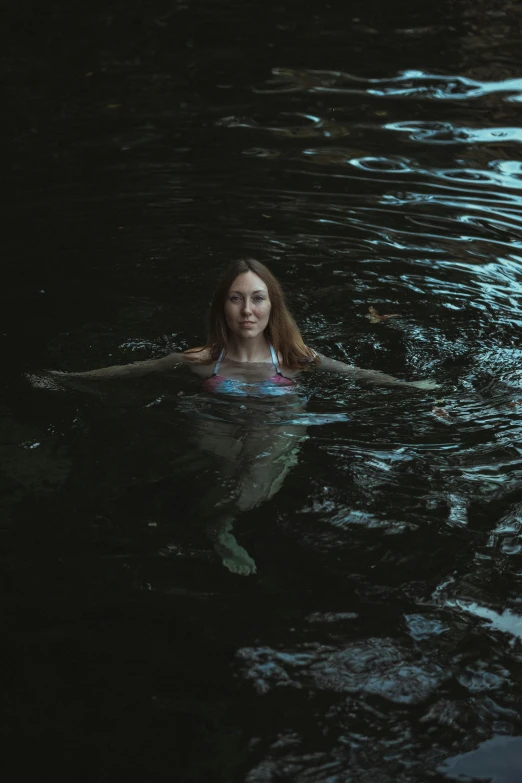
[185,258,317,369]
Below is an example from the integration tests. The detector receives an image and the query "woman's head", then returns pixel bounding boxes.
[203,258,316,367]
[223,266,272,342]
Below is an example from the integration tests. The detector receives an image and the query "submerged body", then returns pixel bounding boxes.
[192,343,307,575]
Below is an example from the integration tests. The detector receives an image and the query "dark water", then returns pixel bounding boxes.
[4,0,522,780]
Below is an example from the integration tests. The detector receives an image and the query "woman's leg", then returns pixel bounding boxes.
[195,419,307,575]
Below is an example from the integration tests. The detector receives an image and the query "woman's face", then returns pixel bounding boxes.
[224,271,272,341]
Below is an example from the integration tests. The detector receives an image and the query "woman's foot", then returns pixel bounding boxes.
[215,531,257,576]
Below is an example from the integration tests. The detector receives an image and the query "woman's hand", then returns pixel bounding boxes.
[25,372,64,390]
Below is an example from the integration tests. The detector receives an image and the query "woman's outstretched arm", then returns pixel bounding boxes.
[314,353,440,390]
[47,351,186,379]
[26,351,197,390]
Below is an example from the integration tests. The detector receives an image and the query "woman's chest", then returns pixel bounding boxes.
[201,361,300,382]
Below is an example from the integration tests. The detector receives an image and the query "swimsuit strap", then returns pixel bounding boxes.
[212,348,226,376]
[213,344,281,376]
[269,342,282,375]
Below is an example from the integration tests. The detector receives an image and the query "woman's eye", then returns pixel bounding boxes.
[254,296,265,301]
[229,296,240,302]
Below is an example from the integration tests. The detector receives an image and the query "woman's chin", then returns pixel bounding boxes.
[234,329,262,339]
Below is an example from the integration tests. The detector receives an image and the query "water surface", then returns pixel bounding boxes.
[4,0,522,780]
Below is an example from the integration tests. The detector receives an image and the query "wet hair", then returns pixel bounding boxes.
[185,257,317,369]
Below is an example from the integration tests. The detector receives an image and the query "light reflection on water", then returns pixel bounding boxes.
[253,67,522,103]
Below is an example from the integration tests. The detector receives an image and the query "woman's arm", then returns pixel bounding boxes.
[314,353,440,390]
[49,351,186,380]
[25,352,191,390]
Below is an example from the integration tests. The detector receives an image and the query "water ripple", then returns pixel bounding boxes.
[301,153,522,192]
[386,120,522,145]
[217,112,351,139]
[254,68,522,104]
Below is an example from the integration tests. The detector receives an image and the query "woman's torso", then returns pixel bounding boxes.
[198,344,301,398]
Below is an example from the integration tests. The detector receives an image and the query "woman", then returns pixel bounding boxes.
[33,258,438,575]
[43,257,437,389]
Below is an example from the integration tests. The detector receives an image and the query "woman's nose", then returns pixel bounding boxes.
[242,299,252,314]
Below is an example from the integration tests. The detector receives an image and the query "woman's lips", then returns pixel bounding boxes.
[239,321,255,327]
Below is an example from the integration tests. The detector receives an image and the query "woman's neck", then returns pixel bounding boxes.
[226,334,271,363]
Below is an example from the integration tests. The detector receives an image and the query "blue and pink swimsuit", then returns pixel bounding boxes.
[203,344,296,397]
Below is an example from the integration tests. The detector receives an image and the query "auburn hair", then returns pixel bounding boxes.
[185,258,317,369]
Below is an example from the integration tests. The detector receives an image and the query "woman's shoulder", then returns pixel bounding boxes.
[183,346,213,362]
[277,345,319,377]
[181,346,215,377]
[291,346,320,368]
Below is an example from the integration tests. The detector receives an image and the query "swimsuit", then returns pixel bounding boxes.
[203,344,296,397]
